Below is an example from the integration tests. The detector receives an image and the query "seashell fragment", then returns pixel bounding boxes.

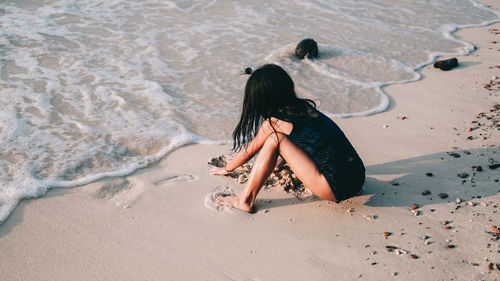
[490,28,500,34]
[363,215,378,221]
[491,225,500,234]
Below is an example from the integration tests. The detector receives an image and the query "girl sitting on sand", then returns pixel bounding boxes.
[211,64,365,212]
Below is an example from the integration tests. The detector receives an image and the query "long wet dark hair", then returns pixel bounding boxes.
[232,64,316,152]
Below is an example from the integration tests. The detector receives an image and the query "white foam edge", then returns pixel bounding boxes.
[0,133,231,225]
[423,0,500,69]
[265,2,500,119]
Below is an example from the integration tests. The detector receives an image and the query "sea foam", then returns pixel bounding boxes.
[0,0,498,224]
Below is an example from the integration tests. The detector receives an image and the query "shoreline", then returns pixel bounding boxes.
[2,1,500,281]
[1,1,499,225]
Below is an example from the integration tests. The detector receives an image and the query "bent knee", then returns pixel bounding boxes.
[264,132,289,147]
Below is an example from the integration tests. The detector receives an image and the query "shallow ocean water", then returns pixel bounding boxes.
[0,0,498,222]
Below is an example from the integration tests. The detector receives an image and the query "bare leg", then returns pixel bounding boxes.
[217,133,335,212]
[274,155,285,171]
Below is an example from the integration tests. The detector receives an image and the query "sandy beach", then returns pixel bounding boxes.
[1,2,500,280]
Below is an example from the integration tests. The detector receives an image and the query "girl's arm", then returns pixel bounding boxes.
[211,118,292,175]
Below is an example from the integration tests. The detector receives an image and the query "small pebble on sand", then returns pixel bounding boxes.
[438,193,449,199]
[422,190,431,195]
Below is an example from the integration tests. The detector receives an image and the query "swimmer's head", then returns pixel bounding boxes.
[295,38,318,60]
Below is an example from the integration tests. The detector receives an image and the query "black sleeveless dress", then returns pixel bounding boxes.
[272,110,365,202]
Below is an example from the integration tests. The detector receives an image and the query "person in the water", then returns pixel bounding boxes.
[295,38,318,59]
[211,64,365,212]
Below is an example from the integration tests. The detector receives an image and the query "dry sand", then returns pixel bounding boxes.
[1,2,500,280]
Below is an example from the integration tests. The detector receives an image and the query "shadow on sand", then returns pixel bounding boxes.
[257,147,499,211]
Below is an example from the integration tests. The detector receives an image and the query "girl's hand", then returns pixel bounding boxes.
[210,166,229,176]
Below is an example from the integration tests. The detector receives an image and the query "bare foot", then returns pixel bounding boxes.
[216,195,253,213]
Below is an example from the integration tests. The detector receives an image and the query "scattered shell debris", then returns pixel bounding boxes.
[209,155,311,198]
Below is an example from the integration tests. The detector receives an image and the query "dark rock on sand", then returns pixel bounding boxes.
[433,58,458,71]
[295,38,318,60]
[472,165,483,172]
[438,193,449,199]
[489,163,500,170]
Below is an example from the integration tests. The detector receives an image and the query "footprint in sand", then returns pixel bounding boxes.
[153,173,199,186]
[94,178,131,200]
[204,185,236,212]
[94,178,144,209]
